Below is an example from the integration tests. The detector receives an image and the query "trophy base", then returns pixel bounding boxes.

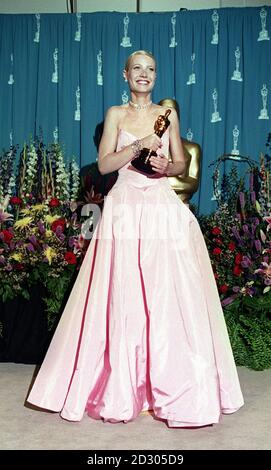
[131,150,156,175]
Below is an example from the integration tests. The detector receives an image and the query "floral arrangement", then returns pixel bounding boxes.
[200,195,271,308]
[199,137,271,370]
[0,139,87,328]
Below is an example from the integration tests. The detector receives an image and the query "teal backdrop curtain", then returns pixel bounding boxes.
[0,7,270,214]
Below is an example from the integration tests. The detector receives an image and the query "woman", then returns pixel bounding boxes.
[27,50,244,427]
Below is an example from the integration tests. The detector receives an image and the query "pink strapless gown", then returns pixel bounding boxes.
[27,129,244,427]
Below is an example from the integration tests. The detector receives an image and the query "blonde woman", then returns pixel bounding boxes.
[27,51,244,428]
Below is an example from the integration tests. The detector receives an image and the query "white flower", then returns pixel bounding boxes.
[22,142,38,195]
[70,160,80,201]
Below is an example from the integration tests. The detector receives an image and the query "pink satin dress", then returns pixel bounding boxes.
[27,128,244,427]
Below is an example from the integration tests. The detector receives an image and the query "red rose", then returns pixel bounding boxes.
[64,251,77,265]
[10,196,23,206]
[51,218,66,233]
[0,230,14,244]
[49,198,60,207]
[234,253,243,264]
[233,265,243,276]
[214,272,219,279]
[212,227,222,235]
[228,242,236,251]
[219,284,229,294]
[214,238,223,245]
[14,263,24,270]
[213,247,222,255]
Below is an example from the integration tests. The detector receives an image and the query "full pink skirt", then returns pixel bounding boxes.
[27,174,244,427]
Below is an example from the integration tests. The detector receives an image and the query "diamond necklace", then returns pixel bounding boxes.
[129,100,152,110]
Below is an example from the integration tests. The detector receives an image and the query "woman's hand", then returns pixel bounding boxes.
[149,155,169,175]
[140,134,162,152]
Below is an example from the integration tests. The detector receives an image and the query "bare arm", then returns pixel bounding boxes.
[98,107,132,175]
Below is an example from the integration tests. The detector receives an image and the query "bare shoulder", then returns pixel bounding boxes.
[166,107,178,120]
[103,106,123,133]
[106,104,129,123]
[105,105,122,119]
[152,104,164,110]
[150,104,170,121]
[154,104,178,120]
[152,103,165,114]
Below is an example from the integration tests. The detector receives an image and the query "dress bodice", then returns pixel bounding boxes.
[117,128,169,158]
[115,128,170,186]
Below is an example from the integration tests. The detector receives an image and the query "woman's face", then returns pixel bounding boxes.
[124,54,156,93]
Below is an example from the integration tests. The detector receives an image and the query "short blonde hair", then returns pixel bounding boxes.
[124,50,156,72]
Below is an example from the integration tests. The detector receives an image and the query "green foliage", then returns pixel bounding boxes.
[42,265,77,330]
[0,273,30,303]
[220,165,245,214]
[224,292,271,370]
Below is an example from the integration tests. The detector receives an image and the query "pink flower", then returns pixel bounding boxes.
[255,262,271,282]
[0,209,13,224]
[263,216,271,232]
